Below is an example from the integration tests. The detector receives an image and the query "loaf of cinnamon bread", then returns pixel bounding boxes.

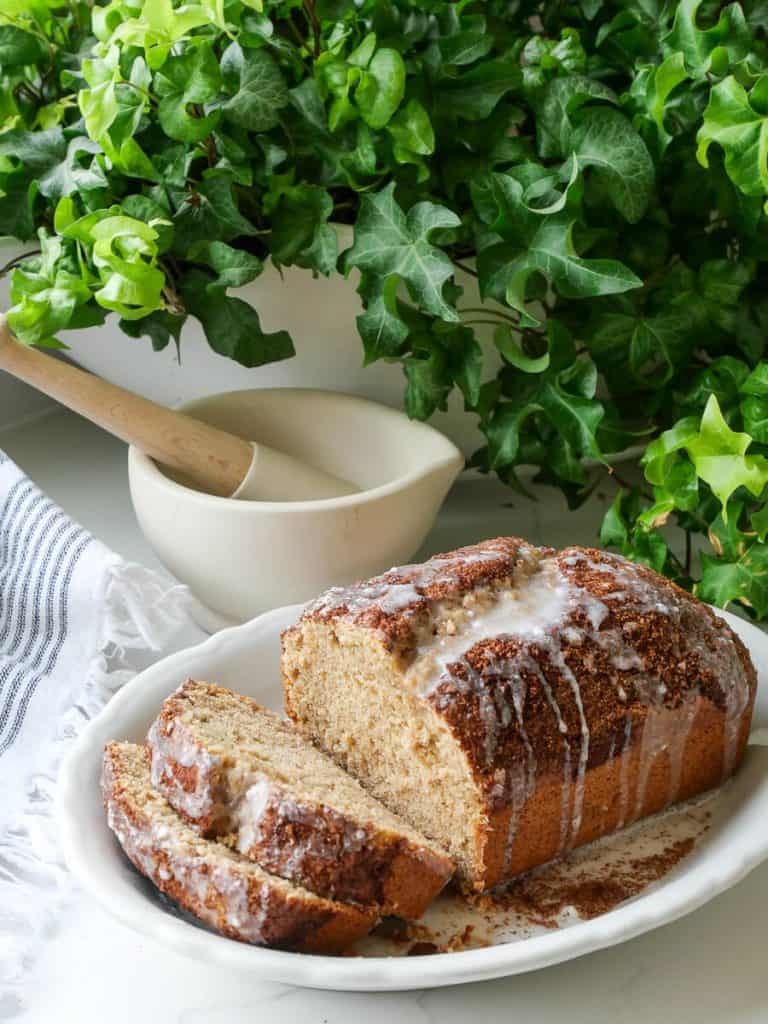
[281,538,757,891]
[147,680,453,917]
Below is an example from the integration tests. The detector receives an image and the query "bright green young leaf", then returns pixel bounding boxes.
[685,395,768,518]
[387,99,434,177]
[645,52,688,148]
[697,77,768,199]
[355,49,406,129]
[697,547,768,616]
[665,0,751,76]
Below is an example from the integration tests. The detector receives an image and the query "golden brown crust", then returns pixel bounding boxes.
[102,742,376,953]
[285,537,758,889]
[469,693,754,890]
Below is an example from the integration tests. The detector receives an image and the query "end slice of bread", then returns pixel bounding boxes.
[146,680,453,919]
[102,741,377,953]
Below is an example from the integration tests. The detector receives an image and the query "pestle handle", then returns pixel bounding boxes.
[0,316,261,498]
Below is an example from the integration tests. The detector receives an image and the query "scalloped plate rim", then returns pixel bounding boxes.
[57,603,768,992]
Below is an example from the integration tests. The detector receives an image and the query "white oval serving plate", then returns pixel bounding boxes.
[58,603,768,992]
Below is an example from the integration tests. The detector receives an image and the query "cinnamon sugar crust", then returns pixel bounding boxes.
[283,537,757,889]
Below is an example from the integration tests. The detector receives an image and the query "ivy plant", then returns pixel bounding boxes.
[4,0,768,618]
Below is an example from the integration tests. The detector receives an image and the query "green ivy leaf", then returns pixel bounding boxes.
[665,0,751,76]
[0,25,48,66]
[267,183,336,273]
[387,99,434,179]
[155,43,222,142]
[685,394,768,518]
[355,48,405,129]
[485,400,543,468]
[356,275,408,364]
[569,108,655,223]
[120,309,185,353]
[493,324,550,373]
[404,343,452,419]
[219,42,288,132]
[182,269,294,368]
[188,241,263,290]
[538,371,605,461]
[172,172,258,250]
[437,14,493,67]
[345,183,461,321]
[697,76,768,199]
[697,546,768,616]
[7,231,92,345]
[644,52,688,150]
[535,75,617,158]
[437,60,522,121]
[37,136,106,201]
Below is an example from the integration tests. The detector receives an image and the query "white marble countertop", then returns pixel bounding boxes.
[3,408,767,1024]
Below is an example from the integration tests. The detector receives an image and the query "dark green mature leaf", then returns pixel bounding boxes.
[437,14,493,67]
[0,126,66,175]
[404,344,452,419]
[0,25,48,66]
[188,241,263,290]
[268,183,336,272]
[38,136,107,200]
[120,310,185,352]
[437,60,521,121]
[182,270,294,368]
[569,108,655,222]
[172,173,257,250]
[345,183,461,320]
[356,275,408,363]
[219,42,289,132]
[535,75,617,158]
[0,175,38,240]
[485,400,542,468]
[155,43,222,142]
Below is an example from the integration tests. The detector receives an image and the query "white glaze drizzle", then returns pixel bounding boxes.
[311,542,753,874]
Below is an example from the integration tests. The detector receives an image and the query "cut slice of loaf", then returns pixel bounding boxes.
[146,680,453,918]
[102,741,377,953]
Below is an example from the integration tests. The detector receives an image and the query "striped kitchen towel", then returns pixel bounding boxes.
[0,449,207,1002]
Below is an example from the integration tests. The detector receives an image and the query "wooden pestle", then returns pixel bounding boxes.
[0,316,356,501]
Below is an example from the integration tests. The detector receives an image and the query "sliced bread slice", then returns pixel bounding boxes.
[147,680,454,918]
[102,741,377,953]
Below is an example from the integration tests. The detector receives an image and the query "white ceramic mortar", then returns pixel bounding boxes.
[128,388,464,623]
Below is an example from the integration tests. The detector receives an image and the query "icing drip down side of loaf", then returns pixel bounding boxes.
[303,539,755,861]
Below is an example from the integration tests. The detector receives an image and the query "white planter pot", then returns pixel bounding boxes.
[0,232,502,454]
